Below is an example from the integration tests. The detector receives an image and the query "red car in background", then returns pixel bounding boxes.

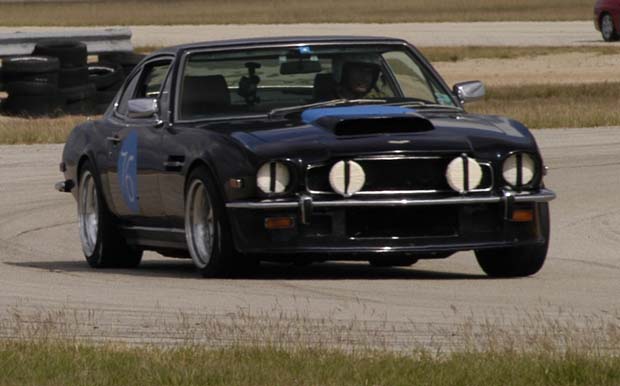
[595,0,620,41]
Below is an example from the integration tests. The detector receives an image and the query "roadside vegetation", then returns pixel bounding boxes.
[1,81,618,145]
[0,114,82,144]
[0,305,619,386]
[0,0,592,26]
[468,82,620,129]
[419,46,620,63]
[1,341,619,386]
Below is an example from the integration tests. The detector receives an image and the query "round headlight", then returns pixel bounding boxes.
[503,153,536,187]
[445,156,483,193]
[257,162,291,194]
[329,160,365,197]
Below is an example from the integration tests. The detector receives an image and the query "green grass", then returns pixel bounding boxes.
[0,341,619,386]
[0,0,593,26]
[468,82,620,129]
[420,46,620,63]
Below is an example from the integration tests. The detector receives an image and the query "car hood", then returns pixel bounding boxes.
[230,105,537,160]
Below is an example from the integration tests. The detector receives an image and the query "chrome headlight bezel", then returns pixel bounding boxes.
[501,151,541,190]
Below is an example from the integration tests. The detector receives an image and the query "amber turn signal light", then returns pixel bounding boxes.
[511,209,534,222]
[264,217,295,230]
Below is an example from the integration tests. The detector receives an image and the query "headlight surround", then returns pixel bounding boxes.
[502,152,538,189]
[256,161,294,195]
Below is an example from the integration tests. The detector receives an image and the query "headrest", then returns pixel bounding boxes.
[181,75,230,119]
[313,73,338,101]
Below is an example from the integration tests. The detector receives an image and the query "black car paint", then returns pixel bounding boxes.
[59,36,551,258]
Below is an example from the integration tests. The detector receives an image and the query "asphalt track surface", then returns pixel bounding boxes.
[0,127,619,347]
[0,21,606,47]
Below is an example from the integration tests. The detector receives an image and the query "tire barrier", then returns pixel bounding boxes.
[0,39,137,117]
[98,51,145,77]
[4,81,63,117]
[32,40,88,68]
[2,56,60,86]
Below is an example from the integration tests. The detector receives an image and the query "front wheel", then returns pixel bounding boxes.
[78,161,142,268]
[184,168,237,277]
[601,13,619,42]
[475,203,549,277]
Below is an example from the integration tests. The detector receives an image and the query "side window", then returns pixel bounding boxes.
[116,59,172,117]
[135,61,171,99]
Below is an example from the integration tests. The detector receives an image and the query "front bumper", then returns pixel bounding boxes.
[226,189,555,255]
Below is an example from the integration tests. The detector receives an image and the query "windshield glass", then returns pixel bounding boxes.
[178,44,456,120]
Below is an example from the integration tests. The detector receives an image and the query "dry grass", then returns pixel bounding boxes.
[0,82,617,145]
[469,82,620,129]
[2,305,620,355]
[420,46,620,63]
[0,114,89,144]
[0,0,592,26]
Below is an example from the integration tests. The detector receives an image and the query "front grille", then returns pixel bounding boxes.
[306,156,493,195]
[346,206,459,238]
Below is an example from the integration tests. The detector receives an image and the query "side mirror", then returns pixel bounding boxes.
[453,81,485,104]
[127,98,158,119]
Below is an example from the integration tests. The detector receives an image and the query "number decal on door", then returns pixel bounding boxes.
[117,130,139,213]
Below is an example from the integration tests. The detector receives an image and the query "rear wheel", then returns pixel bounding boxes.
[601,13,619,42]
[78,161,142,268]
[475,203,549,277]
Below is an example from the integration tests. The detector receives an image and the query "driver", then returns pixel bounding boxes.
[337,61,381,99]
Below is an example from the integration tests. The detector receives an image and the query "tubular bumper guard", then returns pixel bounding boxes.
[226,189,556,224]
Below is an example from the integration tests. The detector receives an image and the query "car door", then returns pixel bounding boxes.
[104,57,174,226]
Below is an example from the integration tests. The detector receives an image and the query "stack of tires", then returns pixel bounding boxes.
[98,52,145,78]
[0,40,137,117]
[33,40,95,115]
[88,62,124,114]
[1,56,64,116]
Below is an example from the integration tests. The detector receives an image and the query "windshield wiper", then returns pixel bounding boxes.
[389,100,464,111]
[268,98,387,118]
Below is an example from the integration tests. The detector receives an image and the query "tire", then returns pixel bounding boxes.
[78,161,142,268]
[89,63,124,91]
[7,81,57,96]
[4,94,63,117]
[2,56,60,86]
[59,66,89,88]
[601,13,619,42]
[369,255,419,267]
[98,52,145,67]
[60,83,96,103]
[64,98,96,115]
[99,52,145,78]
[33,40,88,68]
[475,203,550,278]
[2,56,60,74]
[184,167,239,277]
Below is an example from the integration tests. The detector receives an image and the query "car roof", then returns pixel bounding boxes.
[152,35,409,56]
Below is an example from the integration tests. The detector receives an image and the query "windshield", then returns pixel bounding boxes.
[177,44,456,120]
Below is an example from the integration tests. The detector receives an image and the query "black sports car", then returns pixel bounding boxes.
[56,36,555,277]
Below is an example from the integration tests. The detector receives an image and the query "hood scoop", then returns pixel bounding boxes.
[302,105,434,136]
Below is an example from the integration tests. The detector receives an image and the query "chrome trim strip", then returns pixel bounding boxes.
[226,189,556,209]
[120,226,186,234]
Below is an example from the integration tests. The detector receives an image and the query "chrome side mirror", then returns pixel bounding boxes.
[453,81,485,104]
[127,98,158,119]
